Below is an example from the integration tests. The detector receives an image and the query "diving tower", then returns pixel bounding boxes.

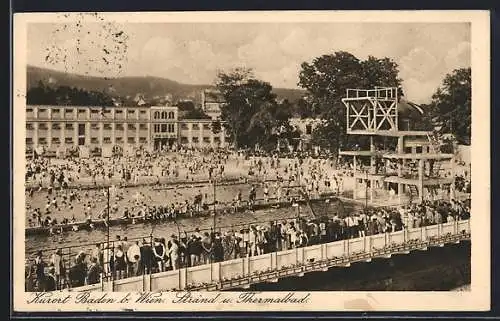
[340,87,455,205]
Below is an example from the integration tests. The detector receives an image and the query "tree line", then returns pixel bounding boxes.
[215,51,471,150]
[26,50,471,149]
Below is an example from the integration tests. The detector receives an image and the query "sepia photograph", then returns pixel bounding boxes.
[12,11,490,312]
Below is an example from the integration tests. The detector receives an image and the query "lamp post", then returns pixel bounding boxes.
[365,171,368,209]
[106,185,110,254]
[213,172,218,232]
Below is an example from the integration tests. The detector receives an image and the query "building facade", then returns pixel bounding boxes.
[25,105,228,156]
[201,89,224,120]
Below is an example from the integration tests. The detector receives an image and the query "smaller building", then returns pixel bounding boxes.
[201,89,224,120]
[289,117,323,151]
[178,119,227,149]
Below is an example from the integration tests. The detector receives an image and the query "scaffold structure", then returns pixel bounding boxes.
[340,86,455,205]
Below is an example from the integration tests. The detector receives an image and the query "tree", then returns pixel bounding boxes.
[182,108,211,120]
[26,82,115,106]
[294,97,314,119]
[211,120,222,135]
[429,68,471,145]
[215,68,287,150]
[298,51,402,153]
[176,100,196,112]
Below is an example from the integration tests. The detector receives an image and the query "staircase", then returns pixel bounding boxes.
[408,184,419,199]
[430,161,442,177]
[427,132,441,154]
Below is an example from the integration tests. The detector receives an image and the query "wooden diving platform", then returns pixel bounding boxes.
[353,173,386,180]
[383,153,454,160]
[383,176,454,186]
[346,130,432,137]
[338,150,385,157]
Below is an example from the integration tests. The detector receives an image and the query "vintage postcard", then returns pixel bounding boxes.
[12,10,490,312]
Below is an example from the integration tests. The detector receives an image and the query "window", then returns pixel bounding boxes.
[140,110,147,114]
[52,137,61,144]
[203,137,211,143]
[127,137,135,144]
[38,123,48,130]
[154,111,160,119]
[103,137,111,144]
[52,123,61,130]
[168,111,175,119]
[26,108,33,113]
[103,109,111,114]
[91,137,99,144]
[181,123,189,130]
[115,137,123,143]
[115,110,123,114]
[214,136,220,142]
[26,138,33,144]
[39,108,47,114]
[52,109,60,115]
[65,137,73,144]
[103,123,112,130]
[127,124,136,130]
[128,109,136,115]
[38,137,47,144]
[203,124,210,130]
[192,124,200,130]
[161,124,167,132]
[78,109,87,114]
[90,123,99,130]
[180,136,188,144]
[161,111,167,119]
[416,146,423,154]
[305,124,312,135]
[115,124,124,130]
[139,137,147,143]
[168,124,175,133]
[91,109,99,114]
[139,124,148,130]
[405,147,412,154]
[65,123,74,130]
[154,124,160,133]
[78,124,85,136]
[192,137,199,143]
[65,108,74,114]
[26,123,34,130]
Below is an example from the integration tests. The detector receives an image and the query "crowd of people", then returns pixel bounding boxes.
[25,198,470,292]
[25,150,349,229]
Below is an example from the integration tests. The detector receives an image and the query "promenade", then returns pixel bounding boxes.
[70,219,470,292]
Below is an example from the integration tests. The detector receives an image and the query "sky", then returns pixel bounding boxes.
[26,22,471,104]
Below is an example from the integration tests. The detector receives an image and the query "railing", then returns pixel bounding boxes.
[69,219,470,292]
[345,87,398,100]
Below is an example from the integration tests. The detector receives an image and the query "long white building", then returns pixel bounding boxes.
[25,104,228,157]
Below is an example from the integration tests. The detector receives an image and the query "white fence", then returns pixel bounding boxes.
[74,219,470,292]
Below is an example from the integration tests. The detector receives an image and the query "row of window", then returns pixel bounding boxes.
[26,123,149,130]
[153,124,176,133]
[27,122,217,131]
[153,111,176,120]
[180,123,211,130]
[26,137,148,145]
[179,136,220,143]
[27,108,148,117]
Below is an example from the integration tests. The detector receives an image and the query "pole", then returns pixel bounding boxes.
[365,171,368,209]
[107,186,111,284]
[107,185,110,256]
[213,177,216,232]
